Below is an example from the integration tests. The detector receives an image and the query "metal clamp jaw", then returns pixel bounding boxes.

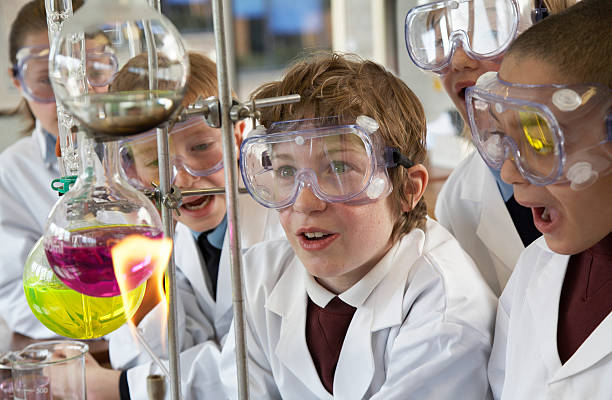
[174,93,301,129]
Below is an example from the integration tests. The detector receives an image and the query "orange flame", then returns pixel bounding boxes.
[111,235,173,349]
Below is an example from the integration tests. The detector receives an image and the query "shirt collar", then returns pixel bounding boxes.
[488,165,514,202]
[34,121,57,168]
[189,215,227,250]
[304,239,400,309]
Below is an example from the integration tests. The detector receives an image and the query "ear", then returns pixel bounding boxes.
[233,120,246,149]
[400,163,429,212]
[8,68,20,90]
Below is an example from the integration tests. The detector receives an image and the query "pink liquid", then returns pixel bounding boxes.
[45,225,162,297]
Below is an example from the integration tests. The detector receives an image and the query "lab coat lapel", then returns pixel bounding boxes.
[471,157,524,274]
[333,308,375,400]
[334,237,419,399]
[267,260,332,399]
[552,311,612,382]
[215,237,233,329]
[526,247,569,378]
[216,195,278,328]
[174,223,209,298]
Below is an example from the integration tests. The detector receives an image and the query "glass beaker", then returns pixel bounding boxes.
[0,352,16,400]
[11,341,87,400]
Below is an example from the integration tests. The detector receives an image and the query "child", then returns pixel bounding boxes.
[220,53,496,399]
[463,1,612,397]
[82,52,283,399]
[404,0,579,294]
[0,0,84,338]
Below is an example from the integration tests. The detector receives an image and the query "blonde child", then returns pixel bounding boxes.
[83,52,282,400]
[462,1,612,397]
[220,53,496,399]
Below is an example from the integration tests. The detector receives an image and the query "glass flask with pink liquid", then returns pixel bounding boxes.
[43,133,164,297]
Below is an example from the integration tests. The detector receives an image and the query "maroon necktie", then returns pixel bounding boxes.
[305,296,357,394]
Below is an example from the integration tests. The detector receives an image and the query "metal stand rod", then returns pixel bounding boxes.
[181,187,248,197]
[156,125,182,400]
[211,0,250,398]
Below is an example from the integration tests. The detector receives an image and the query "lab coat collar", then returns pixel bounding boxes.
[269,227,425,330]
[531,239,612,383]
[465,155,524,273]
[266,228,425,398]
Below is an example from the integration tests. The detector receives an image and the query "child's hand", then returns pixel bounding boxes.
[84,352,121,400]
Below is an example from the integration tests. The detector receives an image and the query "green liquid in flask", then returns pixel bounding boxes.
[24,279,145,340]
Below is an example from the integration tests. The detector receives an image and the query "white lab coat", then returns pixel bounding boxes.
[435,152,524,296]
[488,237,612,399]
[108,194,283,399]
[0,122,60,338]
[220,218,496,399]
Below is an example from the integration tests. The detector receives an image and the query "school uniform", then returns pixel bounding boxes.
[488,236,612,399]
[108,195,283,400]
[0,122,60,338]
[435,152,525,295]
[220,218,496,399]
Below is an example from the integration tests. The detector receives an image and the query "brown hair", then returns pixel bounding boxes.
[508,0,612,87]
[252,52,428,241]
[2,0,83,134]
[110,51,218,107]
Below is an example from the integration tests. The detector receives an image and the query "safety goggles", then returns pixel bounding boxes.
[240,116,414,209]
[466,72,612,190]
[119,116,224,190]
[404,0,520,73]
[13,45,117,103]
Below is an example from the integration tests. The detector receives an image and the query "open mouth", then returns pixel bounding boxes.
[532,205,559,233]
[302,231,333,241]
[181,195,211,211]
[458,87,467,100]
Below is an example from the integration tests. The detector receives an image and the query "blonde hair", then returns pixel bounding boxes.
[110,51,219,107]
[543,0,579,14]
[252,52,428,241]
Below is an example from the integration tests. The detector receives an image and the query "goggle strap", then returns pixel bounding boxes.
[386,147,414,169]
[607,113,612,142]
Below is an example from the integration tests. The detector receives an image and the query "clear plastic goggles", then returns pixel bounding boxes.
[119,116,224,190]
[14,45,118,103]
[404,0,520,73]
[466,72,612,190]
[240,116,412,209]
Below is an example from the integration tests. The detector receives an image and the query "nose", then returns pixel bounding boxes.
[172,165,199,188]
[500,157,528,186]
[449,46,479,72]
[292,187,327,214]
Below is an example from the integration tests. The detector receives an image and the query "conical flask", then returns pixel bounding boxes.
[23,237,145,339]
[49,0,189,140]
[43,132,164,297]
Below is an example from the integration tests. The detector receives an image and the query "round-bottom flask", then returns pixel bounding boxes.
[43,133,164,297]
[24,238,145,339]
